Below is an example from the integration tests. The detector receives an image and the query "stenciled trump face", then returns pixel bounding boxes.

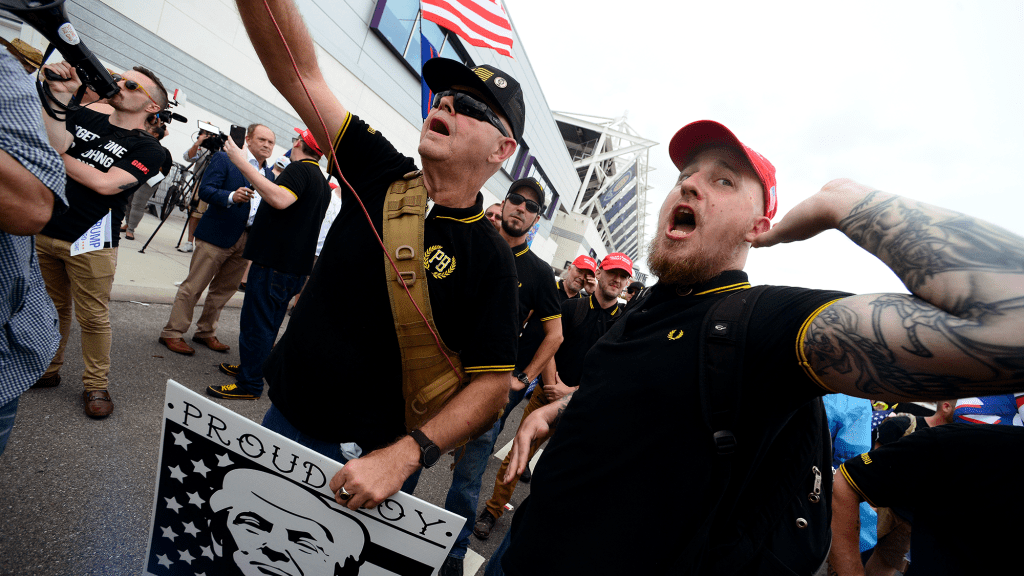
[211,470,366,576]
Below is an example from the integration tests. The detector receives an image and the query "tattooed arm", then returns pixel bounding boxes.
[503,390,574,483]
[755,178,1024,401]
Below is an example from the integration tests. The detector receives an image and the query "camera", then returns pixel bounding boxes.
[1,0,120,99]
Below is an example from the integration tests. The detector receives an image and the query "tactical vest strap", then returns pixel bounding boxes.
[383,171,467,435]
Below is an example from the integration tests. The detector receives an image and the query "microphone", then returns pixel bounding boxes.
[1,0,120,99]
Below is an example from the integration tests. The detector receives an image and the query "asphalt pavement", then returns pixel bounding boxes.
[0,209,532,575]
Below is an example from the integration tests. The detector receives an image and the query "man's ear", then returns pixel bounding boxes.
[490,138,517,165]
[746,215,771,243]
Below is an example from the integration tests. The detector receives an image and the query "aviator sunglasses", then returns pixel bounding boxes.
[110,73,160,108]
[431,89,509,138]
[505,192,542,214]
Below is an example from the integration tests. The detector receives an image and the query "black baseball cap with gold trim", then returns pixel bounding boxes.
[423,58,526,143]
[509,176,545,209]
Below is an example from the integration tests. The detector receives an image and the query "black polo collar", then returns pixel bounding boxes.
[427,192,485,224]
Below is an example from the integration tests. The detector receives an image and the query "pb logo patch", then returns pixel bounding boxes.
[667,330,684,340]
[860,453,873,465]
[424,245,456,279]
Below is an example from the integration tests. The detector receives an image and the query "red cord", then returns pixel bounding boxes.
[261,0,461,380]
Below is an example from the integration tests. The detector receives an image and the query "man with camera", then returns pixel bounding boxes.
[34,61,166,418]
[206,127,329,400]
[158,123,276,356]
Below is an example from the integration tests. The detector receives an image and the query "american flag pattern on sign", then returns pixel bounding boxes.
[422,0,514,58]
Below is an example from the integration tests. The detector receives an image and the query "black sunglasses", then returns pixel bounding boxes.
[431,90,509,138]
[506,192,542,214]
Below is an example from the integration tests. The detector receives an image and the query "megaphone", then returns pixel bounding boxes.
[1,0,119,99]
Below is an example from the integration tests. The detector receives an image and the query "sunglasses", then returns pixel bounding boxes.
[110,73,160,108]
[505,192,542,214]
[431,89,509,138]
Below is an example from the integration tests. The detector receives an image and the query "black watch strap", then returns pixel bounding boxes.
[516,371,531,386]
[409,429,441,468]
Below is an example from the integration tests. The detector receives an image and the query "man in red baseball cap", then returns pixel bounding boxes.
[498,118,1024,576]
[557,254,597,300]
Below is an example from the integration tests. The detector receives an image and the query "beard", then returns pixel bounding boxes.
[646,233,744,287]
[501,217,530,238]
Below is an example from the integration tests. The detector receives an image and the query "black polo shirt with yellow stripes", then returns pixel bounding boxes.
[243,158,329,276]
[511,244,562,373]
[554,294,620,389]
[504,270,851,575]
[263,113,519,451]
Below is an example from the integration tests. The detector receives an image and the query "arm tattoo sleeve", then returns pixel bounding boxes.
[839,192,1024,293]
[804,192,1024,399]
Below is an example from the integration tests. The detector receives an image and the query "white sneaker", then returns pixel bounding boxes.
[178,241,194,253]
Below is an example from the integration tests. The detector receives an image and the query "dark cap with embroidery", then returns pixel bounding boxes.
[508,176,545,209]
[423,58,526,143]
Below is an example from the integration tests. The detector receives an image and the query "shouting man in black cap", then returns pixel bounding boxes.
[234,0,522,517]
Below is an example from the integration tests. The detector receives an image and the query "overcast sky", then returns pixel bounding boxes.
[509,0,1024,293]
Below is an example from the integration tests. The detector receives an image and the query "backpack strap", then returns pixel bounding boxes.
[675,285,770,570]
[382,171,467,436]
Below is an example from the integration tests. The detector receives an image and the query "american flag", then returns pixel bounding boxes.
[421,0,515,58]
[871,408,894,430]
[146,420,242,575]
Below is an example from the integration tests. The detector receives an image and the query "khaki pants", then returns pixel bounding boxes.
[486,389,552,518]
[161,234,248,339]
[35,234,116,392]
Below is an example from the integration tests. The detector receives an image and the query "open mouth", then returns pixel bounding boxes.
[670,205,696,235]
[429,118,450,136]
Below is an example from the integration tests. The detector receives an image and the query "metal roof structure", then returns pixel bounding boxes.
[554,111,656,263]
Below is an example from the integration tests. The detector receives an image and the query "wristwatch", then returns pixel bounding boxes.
[409,429,441,468]
[515,371,531,387]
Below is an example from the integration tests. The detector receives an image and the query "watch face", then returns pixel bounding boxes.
[423,445,441,468]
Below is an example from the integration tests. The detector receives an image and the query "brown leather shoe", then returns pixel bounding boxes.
[191,335,230,352]
[159,336,195,355]
[32,373,61,389]
[83,390,113,418]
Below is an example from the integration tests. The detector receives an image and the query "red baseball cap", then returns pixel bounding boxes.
[293,127,323,156]
[601,252,633,276]
[572,255,597,273]
[668,120,777,219]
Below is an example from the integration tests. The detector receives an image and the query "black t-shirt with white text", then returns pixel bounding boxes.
[243,158,330,276]
[504,271,850,575]
[263,113,520,450]
[40,107,163,248]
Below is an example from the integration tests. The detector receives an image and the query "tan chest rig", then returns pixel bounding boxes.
[384,171,499,448]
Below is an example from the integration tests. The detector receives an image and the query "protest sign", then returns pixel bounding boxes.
[144,381,462,575]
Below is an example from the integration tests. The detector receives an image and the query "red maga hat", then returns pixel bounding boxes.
[668,120,777,219]
[601,252,633,276]
[571,255,597,273]
[293,127,323,156]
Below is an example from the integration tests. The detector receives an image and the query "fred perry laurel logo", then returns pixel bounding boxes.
[668,330,684,340]
[424,245,456,279]
[494,77,507,88]
[860,453,873,465]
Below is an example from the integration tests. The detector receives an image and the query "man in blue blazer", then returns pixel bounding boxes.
[159,124,276,355]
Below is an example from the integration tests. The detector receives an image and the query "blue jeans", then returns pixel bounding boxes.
[444,382,531,559]
[0,397,20,458]
[261,403,421,494]
[237,264,305,395]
